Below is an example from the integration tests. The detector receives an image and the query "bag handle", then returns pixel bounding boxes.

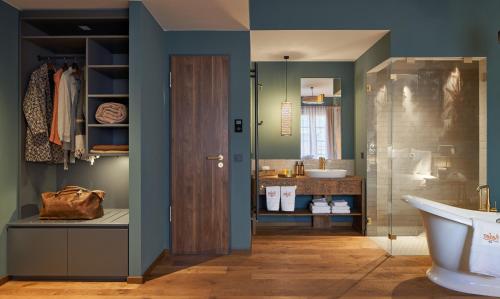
[55,186,104,199]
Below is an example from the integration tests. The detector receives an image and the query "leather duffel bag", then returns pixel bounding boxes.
[40,186,105,220]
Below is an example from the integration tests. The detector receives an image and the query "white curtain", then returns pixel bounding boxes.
[301,106,342,159]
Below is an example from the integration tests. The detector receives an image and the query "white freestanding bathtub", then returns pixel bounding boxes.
[402,195,500,297]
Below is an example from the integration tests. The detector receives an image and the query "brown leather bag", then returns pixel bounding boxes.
[40,186,105,220]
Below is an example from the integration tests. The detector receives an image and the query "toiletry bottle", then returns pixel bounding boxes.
[295,161,300,176]
[299,161,304,176]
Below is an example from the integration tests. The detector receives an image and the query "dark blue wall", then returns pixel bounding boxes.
[164,31,252,250]
[354,34,391,177]
[251,0,500,206]
[129,2,169,275]
[0,1,19,277]
[256,61,354,159]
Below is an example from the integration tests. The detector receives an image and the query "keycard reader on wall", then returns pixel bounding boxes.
[234,119,243,133]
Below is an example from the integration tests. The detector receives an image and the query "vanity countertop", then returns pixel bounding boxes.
[253,175,363,195]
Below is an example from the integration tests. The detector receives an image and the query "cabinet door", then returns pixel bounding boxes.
[68,228,128,277]
[8,228,68,276]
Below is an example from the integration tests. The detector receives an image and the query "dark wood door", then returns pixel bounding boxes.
[171,56,229,255]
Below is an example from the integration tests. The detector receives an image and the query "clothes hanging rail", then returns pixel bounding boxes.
[37,54,85,61]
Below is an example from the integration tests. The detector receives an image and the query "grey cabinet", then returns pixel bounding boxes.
[68,229,128,277]
[8,228,68,276]
[7,209,129,279]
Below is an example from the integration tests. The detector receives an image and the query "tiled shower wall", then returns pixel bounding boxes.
[366,59,486,236]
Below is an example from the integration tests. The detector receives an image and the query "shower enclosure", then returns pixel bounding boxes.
[366,58,487,255]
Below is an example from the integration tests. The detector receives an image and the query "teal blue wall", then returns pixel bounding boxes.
[354,34,391,177]
[251,0,500,207]
[257,62,354,159]
[164,31,252,250]
[129,2,169,275]
[0,1,18,277]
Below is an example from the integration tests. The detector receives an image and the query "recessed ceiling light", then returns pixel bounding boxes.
[78,25,92,31]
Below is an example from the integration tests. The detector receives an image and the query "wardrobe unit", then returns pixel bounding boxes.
[8,10,130,280]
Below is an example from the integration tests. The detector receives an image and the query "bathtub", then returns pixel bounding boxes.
[402,195,500,297]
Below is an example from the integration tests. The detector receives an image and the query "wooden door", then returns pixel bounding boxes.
[171,56,229,255]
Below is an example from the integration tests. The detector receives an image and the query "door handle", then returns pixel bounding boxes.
[206,154,224,161]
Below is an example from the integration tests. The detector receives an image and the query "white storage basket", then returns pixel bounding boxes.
[280,186,297,212]
[266,186,280,211]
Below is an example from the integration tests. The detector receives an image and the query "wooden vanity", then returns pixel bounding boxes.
[252,176,365,235]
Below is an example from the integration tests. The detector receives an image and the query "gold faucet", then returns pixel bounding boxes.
[477,184,496,212]
[319,157,326,170]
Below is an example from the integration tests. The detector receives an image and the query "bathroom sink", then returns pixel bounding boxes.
[305,169,347,178]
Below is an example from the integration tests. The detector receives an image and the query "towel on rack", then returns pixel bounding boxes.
[470,218,500,277]
[95,102,128,124]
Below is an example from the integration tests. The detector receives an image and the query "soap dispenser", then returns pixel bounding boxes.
[299,161,305,176]
[294,161,300,176]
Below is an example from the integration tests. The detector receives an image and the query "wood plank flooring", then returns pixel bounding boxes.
[0,231,489,298]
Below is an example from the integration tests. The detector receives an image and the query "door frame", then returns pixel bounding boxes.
[168,54,231,254]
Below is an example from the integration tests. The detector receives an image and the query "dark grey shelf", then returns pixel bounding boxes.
[88,65,129,79]
[88,94,129,98]
[22,36,86,54]
[91,152,129,157]
[88,124,129,128]
[8,209,129,228]
[259,209,362,217]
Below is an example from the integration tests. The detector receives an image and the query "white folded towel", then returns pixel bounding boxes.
[470,218,500,277]
[332,209,350,214]
[332,205,350,210]
[332,199,349,207]
[310,204,330,214]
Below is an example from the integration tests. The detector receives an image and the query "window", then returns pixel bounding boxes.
[301,106,341,159]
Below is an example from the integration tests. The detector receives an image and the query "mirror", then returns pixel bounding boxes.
[300,78,342,160]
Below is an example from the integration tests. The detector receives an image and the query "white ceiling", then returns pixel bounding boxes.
[3,0,129,10]
[4,0,250,31]
[142,0,249,31]
[251,30,389,61]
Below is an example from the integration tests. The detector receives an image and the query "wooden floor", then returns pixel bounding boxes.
[0,230,488,298]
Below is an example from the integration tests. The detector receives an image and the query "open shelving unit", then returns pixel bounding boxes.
[252,176,366,235]
[15,11,130,280]
[21,27,130,156]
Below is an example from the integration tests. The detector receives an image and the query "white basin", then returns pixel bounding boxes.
[305,169,347,178]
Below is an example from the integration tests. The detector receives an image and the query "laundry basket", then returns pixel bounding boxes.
[280,186,297,212]
[266,186,280,211]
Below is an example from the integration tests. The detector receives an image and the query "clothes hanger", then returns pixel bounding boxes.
[62,57,69,71]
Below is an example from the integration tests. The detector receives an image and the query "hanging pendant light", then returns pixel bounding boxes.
[302,86,325,104]
[281,55,292,136]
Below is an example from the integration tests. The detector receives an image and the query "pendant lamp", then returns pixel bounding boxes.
[281,56,292,136]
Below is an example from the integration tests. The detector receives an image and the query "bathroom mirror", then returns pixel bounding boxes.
[300,78,342,160]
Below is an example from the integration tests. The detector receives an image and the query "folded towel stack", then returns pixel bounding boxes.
[330,199,351,214]
[90,144,129,155]
[95,102,128,124]
[310,198,331,214]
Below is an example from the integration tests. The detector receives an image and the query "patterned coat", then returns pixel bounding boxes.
[23,64,64,163]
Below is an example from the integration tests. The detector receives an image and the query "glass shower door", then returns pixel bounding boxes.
[367,58,486,256]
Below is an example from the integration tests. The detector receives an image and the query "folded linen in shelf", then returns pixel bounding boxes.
[331,207,351,214]
[310,203,331,214]
[332,199,349,207]
[92,145,129,151]
[95,102,128,124]
[90,144,129,155]
[312,198,329,207]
